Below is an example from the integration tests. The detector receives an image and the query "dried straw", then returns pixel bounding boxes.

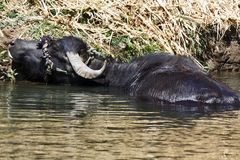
[1,0,240,59]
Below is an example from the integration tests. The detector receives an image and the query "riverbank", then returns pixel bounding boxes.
[1,0,240,80]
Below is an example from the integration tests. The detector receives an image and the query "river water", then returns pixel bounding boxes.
[0,72,240,160]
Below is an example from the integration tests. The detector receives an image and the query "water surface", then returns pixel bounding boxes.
[0,72,240,159]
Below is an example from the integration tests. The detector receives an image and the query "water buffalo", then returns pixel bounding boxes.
[8,36,240,106]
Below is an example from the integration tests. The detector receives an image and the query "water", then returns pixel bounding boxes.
[0,72,240,160]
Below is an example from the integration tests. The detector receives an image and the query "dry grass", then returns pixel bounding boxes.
[1,0,240,62]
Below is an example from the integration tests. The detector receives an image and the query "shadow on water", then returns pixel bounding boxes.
[3,73,240,120]
[1,82,215,139]
[3,82,114,119]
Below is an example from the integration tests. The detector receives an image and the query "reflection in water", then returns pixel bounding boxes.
[0,72,240,160]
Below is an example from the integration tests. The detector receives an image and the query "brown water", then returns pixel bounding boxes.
[0,72,240,160]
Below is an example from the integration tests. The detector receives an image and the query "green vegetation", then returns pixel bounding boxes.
[0,2,5,11]
[0,0,240,80]
[28,21,65,39]
[0,51,16,82]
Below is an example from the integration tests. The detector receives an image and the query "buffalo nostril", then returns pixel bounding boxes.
[9,41,15,46]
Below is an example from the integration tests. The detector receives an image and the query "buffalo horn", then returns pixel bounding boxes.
[66,51,106,79]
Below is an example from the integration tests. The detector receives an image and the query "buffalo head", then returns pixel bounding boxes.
[8,36,106,83]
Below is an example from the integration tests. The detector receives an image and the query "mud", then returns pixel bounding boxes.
[203,25,240,72]
[0,27,18,80]
[0,27,19,50]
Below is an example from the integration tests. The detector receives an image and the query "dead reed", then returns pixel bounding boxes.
[1,0,240,61]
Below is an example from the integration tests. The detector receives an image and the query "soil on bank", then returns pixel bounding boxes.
[202,25,240,72]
